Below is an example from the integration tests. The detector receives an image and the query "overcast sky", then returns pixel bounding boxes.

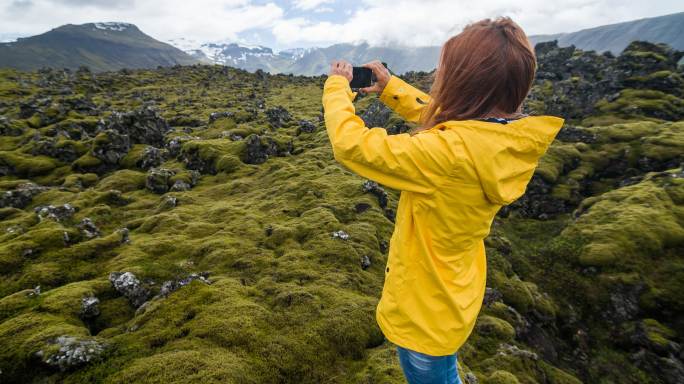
[1,0,682,50]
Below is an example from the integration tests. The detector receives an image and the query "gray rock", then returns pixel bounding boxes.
[0,182,46,209]
[0,116,23,136]
[76,218,100,239]
[331,230,350,240]
[360,255,371,270]
[138,146,166,169]
[463,372,479,384]
[166,135,199,157]
[118,227,130,244]
[360,100,391,128]
[170,180,191,192]
[91,129,131,166]
[39,336,106,371]
[145,168,176,194]
[104,106,170,147]
[34,204,75,222]
[31,137,79,162]
[362,180,388,208]
[297,120,317,134]
[209,111,234,123]
[80,296,100,319]
[108,272,149,308]
[606,283,645,324]
[497,343,539,360]
[265,106,291,128]
[159,272,212,297]
[354,202,372,213]
[28,285,41,297]
[242,134,293,165]
[483,287,503,307]
[158,195,178,210]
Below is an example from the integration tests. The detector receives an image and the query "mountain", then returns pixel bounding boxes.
[171,12,684,75]
[167,39,309,73]
[0,22,198,72]
[0,39,682,383]
[529,11,684,54]
[284,42,440,76]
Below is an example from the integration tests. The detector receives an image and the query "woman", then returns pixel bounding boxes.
[322,17,564,384]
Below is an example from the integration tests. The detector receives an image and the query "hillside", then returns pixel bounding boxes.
[530,12,684,54]
[0,40,683,383]
[0,22,198,72]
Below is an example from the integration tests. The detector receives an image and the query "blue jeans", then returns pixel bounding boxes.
[397,346,462,384]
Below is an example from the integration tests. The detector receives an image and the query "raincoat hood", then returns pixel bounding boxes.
[443,116,564,205]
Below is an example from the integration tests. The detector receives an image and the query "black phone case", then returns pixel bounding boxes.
[350,67,372,88]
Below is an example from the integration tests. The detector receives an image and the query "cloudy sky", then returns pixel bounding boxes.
[0,0,682,50]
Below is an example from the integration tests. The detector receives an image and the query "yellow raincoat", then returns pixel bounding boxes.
[322,74,564,355]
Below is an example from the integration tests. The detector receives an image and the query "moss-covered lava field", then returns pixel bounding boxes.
[0,40,683,383]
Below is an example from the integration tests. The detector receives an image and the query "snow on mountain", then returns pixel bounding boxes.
[93,22,132,32]
[279,47,315,59]
[167,39,313,71]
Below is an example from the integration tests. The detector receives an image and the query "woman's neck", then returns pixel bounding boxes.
[479,108,525,120]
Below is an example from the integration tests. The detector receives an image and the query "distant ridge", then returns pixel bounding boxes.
[0,22,198,72]
[529,11,684,54]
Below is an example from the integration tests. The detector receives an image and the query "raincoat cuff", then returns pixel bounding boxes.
[379,75,407,105]
[324,75,357,101]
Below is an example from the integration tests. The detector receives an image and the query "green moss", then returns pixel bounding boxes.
[102,346,258,383]
[567,178,684,267]
[0,151,58,176]
[586,120,661,142]
[96,169,146,192]
[72,153,102,171]
[62,173,99,188]
[38,279,109,317]
[349,343,405,384]
[538,361,583,384]
[0,289,39,321]
[596,89,683,120]
[196,116,238,139]
[536,144,581,183]
[180,139,245,173]
[484,370,520,384]
[119,144,148,169]
[216,154,242,173]
[26,114,43,128]
[474,315,515,342]
[0,311,91,379]
[641,318,676,347]
[495,274,535,314]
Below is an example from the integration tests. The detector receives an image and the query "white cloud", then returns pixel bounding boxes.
[0,0,681,49]
[0,0,283,43]
[314,7,335,13]
[270,0,684,47]
[293,0,335,11]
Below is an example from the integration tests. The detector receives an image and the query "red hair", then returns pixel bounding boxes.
[418,17,536,130]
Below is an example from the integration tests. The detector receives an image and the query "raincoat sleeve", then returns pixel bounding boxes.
[323,75,458,195]
[378,75,431,123]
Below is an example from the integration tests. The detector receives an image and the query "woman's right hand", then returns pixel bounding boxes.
[359,60,391,94]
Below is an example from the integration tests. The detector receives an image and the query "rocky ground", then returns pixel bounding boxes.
[0,40,682,383]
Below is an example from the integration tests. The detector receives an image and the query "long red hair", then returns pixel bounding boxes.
[417,17,536,131]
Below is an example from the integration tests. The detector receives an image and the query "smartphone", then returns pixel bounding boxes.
[350,67,372,88]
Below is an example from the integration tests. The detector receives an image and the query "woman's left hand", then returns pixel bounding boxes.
[329,60,353,83]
